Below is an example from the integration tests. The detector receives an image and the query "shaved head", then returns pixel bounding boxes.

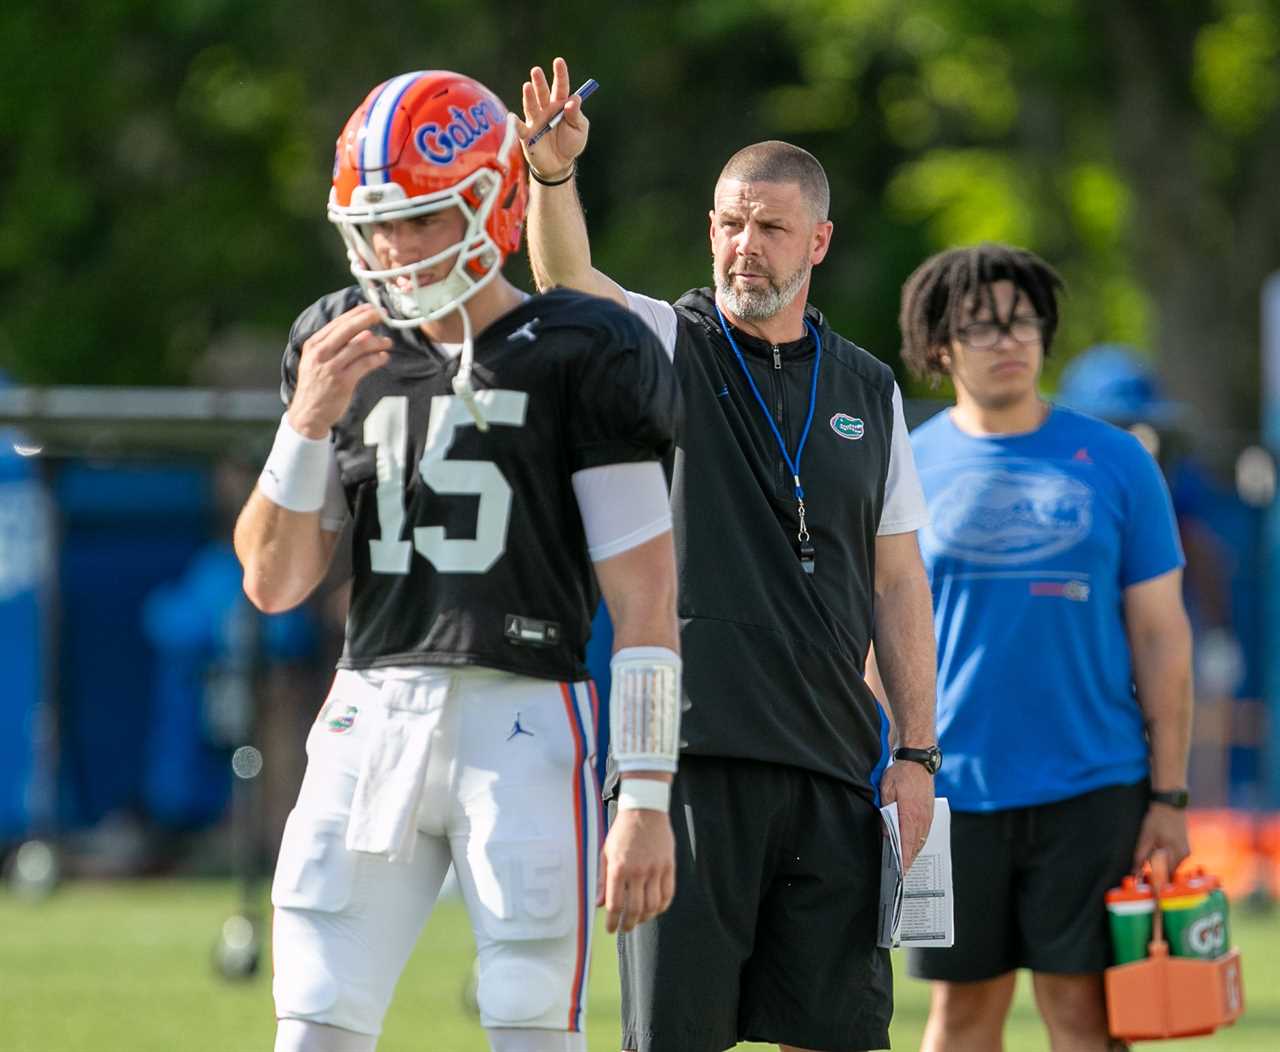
[717,141,830,221]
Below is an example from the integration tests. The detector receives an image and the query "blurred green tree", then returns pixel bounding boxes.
[1,0,1275,437]
[772,0,1280,432]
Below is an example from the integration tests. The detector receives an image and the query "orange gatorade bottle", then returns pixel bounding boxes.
[1160,868,1226,961]
[1204,873,1232,956]
[1105,876,1155,965]
[1174,866,1231,960]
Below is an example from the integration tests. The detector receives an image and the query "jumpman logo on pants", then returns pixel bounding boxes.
[506,712,535,741]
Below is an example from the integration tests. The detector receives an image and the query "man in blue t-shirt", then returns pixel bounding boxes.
[892,244,1193,1052]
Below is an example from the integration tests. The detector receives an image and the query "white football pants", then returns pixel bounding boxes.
[271,666,602,1040]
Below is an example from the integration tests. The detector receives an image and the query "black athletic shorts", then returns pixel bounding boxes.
[906,779,1148,982]
[614,755,892,1052]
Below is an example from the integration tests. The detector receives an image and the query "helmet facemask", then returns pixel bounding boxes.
[329,163,506,330]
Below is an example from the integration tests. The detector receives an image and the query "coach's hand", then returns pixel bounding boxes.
[519,56,589,181]
[287,303,391,439]
[880,760,935,874]
[599,807,675,934]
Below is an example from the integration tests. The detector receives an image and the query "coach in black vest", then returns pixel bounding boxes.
[519,58,940,1052]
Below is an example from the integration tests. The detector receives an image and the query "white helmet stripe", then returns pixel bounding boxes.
[360,71,424,185]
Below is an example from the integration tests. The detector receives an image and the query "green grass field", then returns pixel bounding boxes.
[1,879,1276,1051]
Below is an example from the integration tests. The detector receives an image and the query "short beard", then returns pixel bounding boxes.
[715,261,809,321]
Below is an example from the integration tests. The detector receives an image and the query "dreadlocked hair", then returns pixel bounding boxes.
[898,243,1065,383]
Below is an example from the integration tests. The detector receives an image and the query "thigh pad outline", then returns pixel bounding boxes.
[468,839,576,941]
[273,811,359,913]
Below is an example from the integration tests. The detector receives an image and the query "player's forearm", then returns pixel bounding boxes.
[611,597,679,653]
[1130,616,1194,790]
[872,568,937,748]
[595,532,679,653]
[527,178,621,302]
[234,489,335,613]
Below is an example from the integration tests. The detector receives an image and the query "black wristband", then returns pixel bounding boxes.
[529,163,575,187]
[1150,788,1190,809]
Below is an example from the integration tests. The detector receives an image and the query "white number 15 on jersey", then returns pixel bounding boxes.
[362,391,528,575]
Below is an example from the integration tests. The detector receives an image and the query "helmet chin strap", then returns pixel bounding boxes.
[451,303,488,431]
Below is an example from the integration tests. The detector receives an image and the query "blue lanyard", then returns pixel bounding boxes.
[714,305,822,565]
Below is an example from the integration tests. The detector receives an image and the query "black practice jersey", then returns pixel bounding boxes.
[281,286,679,681]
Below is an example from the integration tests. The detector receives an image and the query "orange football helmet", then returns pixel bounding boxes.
[328,71,527,329]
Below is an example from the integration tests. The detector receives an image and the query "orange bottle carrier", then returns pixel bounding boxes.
[1104,852,1245,1041]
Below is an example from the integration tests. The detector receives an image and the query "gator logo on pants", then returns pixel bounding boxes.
[326,704,358,734]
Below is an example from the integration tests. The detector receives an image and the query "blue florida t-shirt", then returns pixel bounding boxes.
[911,405,1184,811]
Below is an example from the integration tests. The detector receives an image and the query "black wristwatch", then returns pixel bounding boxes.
[893,745,942,775]
[1150,787,1190,809]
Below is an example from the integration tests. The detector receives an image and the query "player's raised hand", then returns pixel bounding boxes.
[519,56,589,180]
[287,303,392,439]
[598,806,676,934]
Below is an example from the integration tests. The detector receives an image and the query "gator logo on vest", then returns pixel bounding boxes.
[830,413,865,440]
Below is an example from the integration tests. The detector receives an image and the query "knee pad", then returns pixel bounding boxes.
[475,954,564,1027]
[274,1019,377,1052]
[485,1026,586,1052]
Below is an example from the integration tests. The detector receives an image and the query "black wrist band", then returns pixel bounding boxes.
[529,163,575,187]
[1149,788,1190,809]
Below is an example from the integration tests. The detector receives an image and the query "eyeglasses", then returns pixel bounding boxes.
[956,318,1045,348]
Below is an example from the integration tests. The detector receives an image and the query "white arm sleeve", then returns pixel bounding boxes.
[877,384,930,535]
[319,455,349,533]
[571,461,672,562]
[622,290,679,361]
